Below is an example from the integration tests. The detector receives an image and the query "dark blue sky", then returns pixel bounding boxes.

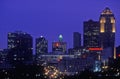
[0,0,120,52]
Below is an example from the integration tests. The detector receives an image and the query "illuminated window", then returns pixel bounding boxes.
[114,47,116,59]
[100,17,105,33]
[14,58,17,60]
[110,17,116,33]
[22,58,24,60]
[55,43,59,47]
[100,23,104,33]
[100,17,106,23]
[14,54,17,57]
[111,17,115,23]
[112,24,115,33]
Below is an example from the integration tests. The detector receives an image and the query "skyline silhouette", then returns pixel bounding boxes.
[0,0,120,52]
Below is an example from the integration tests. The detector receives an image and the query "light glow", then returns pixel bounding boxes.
[112,24,115,33]
[100,23,105,33]
[114,47,116,59]
[100,17,105,33]
[88,48,103,51]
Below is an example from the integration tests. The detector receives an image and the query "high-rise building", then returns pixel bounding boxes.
[83,19,100,48]
[0,49,8,64]
[7,31,33,64]
[73,32,81,48]
[99,7,116,59]
[52,35,67,53]
[35,36,48,55]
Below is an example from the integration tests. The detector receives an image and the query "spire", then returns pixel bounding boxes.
[59,34,63,42]
[101,7,113,15]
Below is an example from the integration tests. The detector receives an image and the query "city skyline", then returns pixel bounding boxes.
[1,1,120,78]
[0,0,120,52]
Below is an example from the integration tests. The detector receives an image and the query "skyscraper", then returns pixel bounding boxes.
[7,31,33,64]
[73,32,81,48]
[99,7,116,59]
[0,49,8,64]
[83,19,100,48]
[52,35,67,53]
[35,36,48,55]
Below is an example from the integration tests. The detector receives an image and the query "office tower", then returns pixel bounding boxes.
[7,31,33,64]
[52,34,67,53]
[35,36,48,55]
[99,7,116,59]
[73,32,81,48]
[84,19,100,48]
[0,49,8,64]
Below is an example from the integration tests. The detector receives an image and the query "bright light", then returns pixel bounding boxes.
[44,66,63,79]
[88,48,103,51]
[59,34,63,41]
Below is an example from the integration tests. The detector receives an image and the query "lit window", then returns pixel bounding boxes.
[14,58,16,60]
[111,17,115,23]
[112,24,115,33]
[100,17,106,23]
[14,54,17,57]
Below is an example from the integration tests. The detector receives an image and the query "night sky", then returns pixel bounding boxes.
[0,0,120,53]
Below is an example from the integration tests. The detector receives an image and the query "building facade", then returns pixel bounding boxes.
[83,19,100,48]
[99,7,116,59]
[7,31,33,65]
[73,32,81,48]
[52,35,67,53]
[35,36,48,55]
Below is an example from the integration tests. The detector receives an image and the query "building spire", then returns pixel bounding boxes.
[59,34,63,42]
[101,7,113,15]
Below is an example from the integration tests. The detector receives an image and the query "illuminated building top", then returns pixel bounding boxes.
[40,35,43,38]
[100,7,115,33]
[59,34,63,42]
[101,7,113,15]
[52,35,67,53]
